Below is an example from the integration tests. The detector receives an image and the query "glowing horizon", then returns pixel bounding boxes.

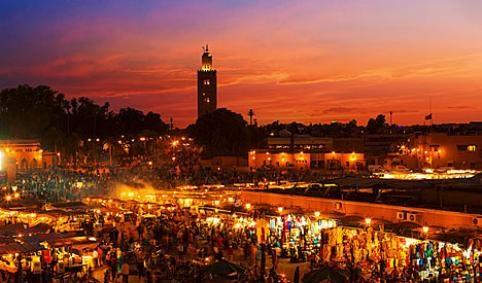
[1,1,482,127]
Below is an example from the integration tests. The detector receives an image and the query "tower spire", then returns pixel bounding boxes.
[197,45,217,119]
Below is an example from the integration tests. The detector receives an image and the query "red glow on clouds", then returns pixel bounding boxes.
[1,1,482,127]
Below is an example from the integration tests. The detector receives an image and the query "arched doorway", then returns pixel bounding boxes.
[31,159,38,169]
[20,159,28,171]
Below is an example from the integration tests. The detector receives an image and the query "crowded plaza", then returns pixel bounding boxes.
[0,167,479,283]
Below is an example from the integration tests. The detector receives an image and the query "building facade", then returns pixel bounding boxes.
[0,140,59,181]
[248,150,365,172]
[197,45,217,119]
[397,133,482,169]
[266,136,334,152]
[249,151,310,170]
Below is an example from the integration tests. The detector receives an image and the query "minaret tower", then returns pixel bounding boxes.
[197,44,217,119]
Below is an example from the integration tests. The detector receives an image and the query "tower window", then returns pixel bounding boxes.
[203,79,210,85]
[206,98,210,103]
[202,93,206,97]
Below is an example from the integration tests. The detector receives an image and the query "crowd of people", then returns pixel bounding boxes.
[0,163,480,283]
[88,201,286,282]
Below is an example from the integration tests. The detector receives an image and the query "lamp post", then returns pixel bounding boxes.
[422,226,429,238]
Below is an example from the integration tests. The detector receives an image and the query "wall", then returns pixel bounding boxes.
[248,151,309,169]
[0,140,43,171]
[311,152,365,171]
[399,133,482,169]
[248,150,365,171]
[0,140,58,180]
[240,191,481,229]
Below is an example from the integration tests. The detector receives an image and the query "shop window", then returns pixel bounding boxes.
[457,144,477,152]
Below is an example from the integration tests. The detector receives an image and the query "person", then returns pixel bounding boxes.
[121,262,129,283]
[93,249,99,268]
[97,245,104,266]
[137,224,144,240]
[137,258,144,280]
[146,268,153,283]
[293,266,300,283]
[269,266,278,282]
[104,268,111,283]
[110,253,117,280]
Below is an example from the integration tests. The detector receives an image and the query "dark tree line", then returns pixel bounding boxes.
[187,109,392,157]
[0,85,169,152]
[1,85,461,160]
[187,109,447,157]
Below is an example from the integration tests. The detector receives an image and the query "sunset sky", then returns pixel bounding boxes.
[1,0,482,127]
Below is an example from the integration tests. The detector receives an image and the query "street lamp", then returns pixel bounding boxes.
[314,211,321,218]
[422,226,429,235]
[277,207,284,213]
[245,203,252,210]
[364,217,372,226]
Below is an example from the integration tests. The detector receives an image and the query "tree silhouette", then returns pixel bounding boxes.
[366,114,387,134]
[0,85,169,153]
[188,108,250,157]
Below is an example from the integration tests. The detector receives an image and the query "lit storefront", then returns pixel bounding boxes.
[248,150,365,171]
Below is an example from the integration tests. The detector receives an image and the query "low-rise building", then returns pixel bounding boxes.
[266,135,333,151]
[249,150,310,170]
[311,151,365,171]
[248,150,365,172]
[397,133,482,169]
[0,140,59,181]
